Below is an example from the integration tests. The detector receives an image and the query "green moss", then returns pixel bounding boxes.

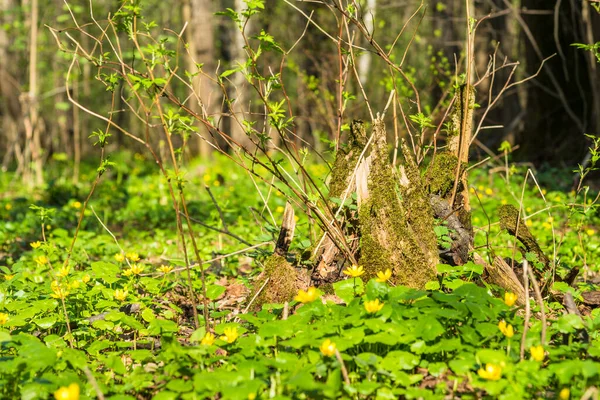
[425,152,459,197]
[357,121,437,288]
[250,255,299,310]
[329,120,367,198]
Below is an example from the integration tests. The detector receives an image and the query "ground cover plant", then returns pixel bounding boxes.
[1,0,600,399]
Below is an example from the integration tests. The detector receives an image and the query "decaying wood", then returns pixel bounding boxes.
[312,121,366,284]
[582,291,600,306]
[274,202,295,256]
[429,194,472,265]
[498,204,550,271]
[357,119,438,287]
[475,253,526,306]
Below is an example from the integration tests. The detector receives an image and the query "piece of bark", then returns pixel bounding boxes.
[274,202,295,256]
[581,291,600,306]
[498,204,550,270]
[475,254,526,306]
[429,194,472,265]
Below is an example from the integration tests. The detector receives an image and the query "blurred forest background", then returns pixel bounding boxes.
[0,0,599,186]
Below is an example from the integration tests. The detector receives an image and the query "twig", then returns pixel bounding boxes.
[83,366,105,400]
[243,277,270,314]
[520,260,531,360]
[528,268,547,345]
[335,349,351,385]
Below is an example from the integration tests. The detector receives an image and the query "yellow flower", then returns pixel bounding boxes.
[364,299,384,314]
[51,282,69,300]
[4,274,14,281]
[81,274,90,283]
[485,188,493,195]
[526,220,533,227]
[57,265,70,278]
[500,199,507,205]
[54,382,80,400]
[469,187,475,194]
[129,264,144,275]
[213,180,221,187]
[158,265,173,274]
[542,222,552,229]
[69,280,80,290]
[530,345,545,362]
[320,339,336,357]
[5,203,12,210]
[498,320,514,338]
[559,388,570,400]
[114,289,128,302]
[542,189,547,195]
[294,287,319,303]
[504,292,518,307]
[72,201,82,209]
[114,253,125,262]
[586,229,596,236]
[220,327,239,343]
[35,255,49,265]
[201,332,215,346]
[343,265,365,278]
[0,312,9,325]
[123,268,133,277]
[477,363,502,380]
[375,269,392,283]
[526,207,532,212]
[126,252,140,262]
[276,206,285,213]
[31,241,42,249]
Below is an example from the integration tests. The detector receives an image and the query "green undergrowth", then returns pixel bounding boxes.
[0,153,599,399]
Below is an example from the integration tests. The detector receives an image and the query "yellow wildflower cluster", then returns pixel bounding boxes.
[201,332,215,346]
[294,287,319,304]
[57,265,70,278]
[30,241,42,249]
[364,299,384,314]
[158,265,173,274]
[504,292,518,307]
[498,320,514,338]
[114,253,125,263]
[530,345,545,362]
[35,255,49,265]
[320,339,336,357]
[478,363,502,380]
[376,269,392,283]
[54,383,80,400]
[114,289,128,302]
[126,252,140,262]
[221,327,239,343]
[343,265,365,278]
[123,264,144,277]
[0,312,9,325]
[51,281,69,300]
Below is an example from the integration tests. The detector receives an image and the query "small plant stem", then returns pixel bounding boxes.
[335,349,351,385]
[520,260,531,360]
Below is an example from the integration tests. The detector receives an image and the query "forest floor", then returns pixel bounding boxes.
[0,153,599,399]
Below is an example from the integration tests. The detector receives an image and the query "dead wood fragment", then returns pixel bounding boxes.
[274,202,295,256]
[475,253,526,306]
[429,194,472,265]
[498,204,550,270]
[582,291,600,306]
[312,121,366,284]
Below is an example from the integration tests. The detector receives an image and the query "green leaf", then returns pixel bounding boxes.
[91,261,120,284]
[34,316,57,329]
[333,278,364,304]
